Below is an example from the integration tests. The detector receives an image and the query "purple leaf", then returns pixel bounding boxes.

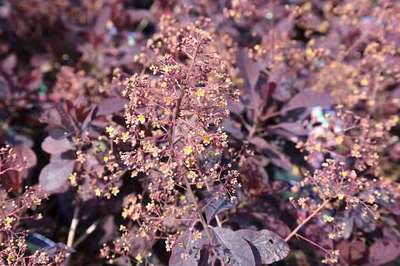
[268,122,308,139]
[237,49,261,92]
[369,239,400,265]
[39,160,75,194]
[169,232,208,266]
[48,126,71,140]
[211,227,256,266]
[249,137,291,169]
[204,197,235,223]
[222,119,244,140]
[282,90,333,112]
[235,229,290,265]
[41,136,74,154]
[96,97,128,116]
[94,7,111,36]
[392,86,400,98]
[14,144,37,169]
[352,206,376,233]
[81,107,96,130]
[1,54,17,74]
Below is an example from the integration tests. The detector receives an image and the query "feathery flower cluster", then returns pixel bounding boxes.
[103,14,240,257]
[289,108,399,263]
[0,146,66,265]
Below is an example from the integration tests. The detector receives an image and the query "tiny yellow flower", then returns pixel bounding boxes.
[4,216,15,224]
[106,126,115,135]
[103,156,109,162]
[121,131,129,142]
[135,254,143,263]
[202,135,211,145]
[360,78,369,86]
[160,81,168,88]
[137,114,145,124]
[179,195,186,202]
[193,230,202,240]
[3,216,15,229]
[7,253,16,264]
[122,208,128,219]
[306,47,313,57]
[196,88,205,97]
[131,170,138,178]
[183,145,193,155]
[291,165,301,176]
[111,187,120,196]
[95,188,102,197]
[367,194,376,204]
[335,135,344,145]
[187,171,198,180]
[196,182,204,189]
[68,172,78,187]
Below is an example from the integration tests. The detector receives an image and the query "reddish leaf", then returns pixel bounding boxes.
[240,157,270,196]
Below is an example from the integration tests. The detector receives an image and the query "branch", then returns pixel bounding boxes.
[285,199,329,242]
[67,205,80,247]
[73,221,98,248]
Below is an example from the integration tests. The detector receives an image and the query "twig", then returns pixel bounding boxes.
[67,205,80,247]
[285,199,329,242]
[294,233,330,254]
[183,175,214,243]
[73,221,99,248]
[215,216,222,227]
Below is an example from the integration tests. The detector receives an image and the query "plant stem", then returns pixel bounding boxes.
[168,40,201,153]
[285,199,329,242]
[166,38,214,243]
[294,233,331,255]
[183,175,214,243]
[67,205,80,247]
[73,221,98,248]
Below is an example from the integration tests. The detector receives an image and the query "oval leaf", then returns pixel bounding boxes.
[205,197,235,223]
[236,229,290,265]
[96,97,128,116]
[14,144,37,169]
[169,232,208,266]
[212,227,256,266]
[42,136,74,154]
[283,90,332,112]
[39,160,75,194]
